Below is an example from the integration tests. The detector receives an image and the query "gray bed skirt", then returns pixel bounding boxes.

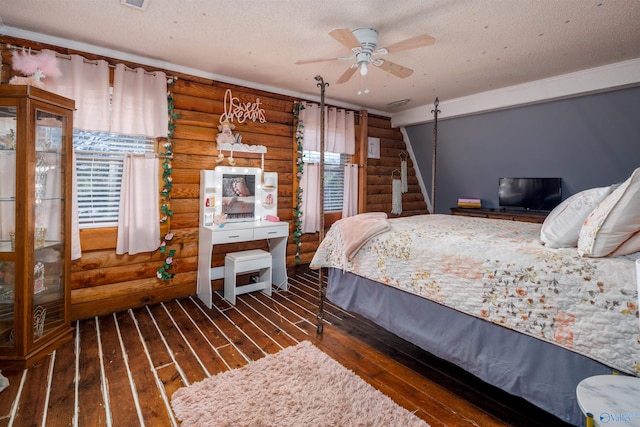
[327,268,619,426]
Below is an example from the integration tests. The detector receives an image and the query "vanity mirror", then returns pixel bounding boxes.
[200,166,278,226]
[219,169,259,222]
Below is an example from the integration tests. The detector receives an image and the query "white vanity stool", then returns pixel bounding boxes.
[224,249,272,305]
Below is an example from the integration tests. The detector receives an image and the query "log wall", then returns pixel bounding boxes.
[0,35,428,320]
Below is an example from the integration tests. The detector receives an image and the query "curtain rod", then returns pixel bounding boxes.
[304,162,363,167]
[75,149,172,159]
[5,43,178,79]
[294,100,364,117]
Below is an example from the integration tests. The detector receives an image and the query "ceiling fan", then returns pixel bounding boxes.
[295,28,435,84]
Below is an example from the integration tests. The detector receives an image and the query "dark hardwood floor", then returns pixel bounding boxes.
[0,267,572,426]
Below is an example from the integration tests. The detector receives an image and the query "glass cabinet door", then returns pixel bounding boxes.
[0,86,73,369]
[0,106,16,348]
[33,109,66,341]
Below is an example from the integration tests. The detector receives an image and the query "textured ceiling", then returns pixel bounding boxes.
[1,0,639,114]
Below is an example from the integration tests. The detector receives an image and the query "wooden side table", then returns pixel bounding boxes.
[576,375,640,426]
[450,207,548,224]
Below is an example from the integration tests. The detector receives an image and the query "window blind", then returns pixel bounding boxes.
[73,130,155,228]
[303,151,348,212]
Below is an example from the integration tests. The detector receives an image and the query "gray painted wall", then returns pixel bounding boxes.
[405,86,640,214]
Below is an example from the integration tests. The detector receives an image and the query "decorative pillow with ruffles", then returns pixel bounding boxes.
[578,167,640,257]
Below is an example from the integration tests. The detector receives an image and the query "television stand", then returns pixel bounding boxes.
[450,207,548,224]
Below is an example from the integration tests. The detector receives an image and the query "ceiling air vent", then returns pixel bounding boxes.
[121,0,149,10]
[386,99,411,109]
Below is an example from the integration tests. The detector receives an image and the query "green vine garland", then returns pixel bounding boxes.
[293,102,305,264]
[157,78,179,280]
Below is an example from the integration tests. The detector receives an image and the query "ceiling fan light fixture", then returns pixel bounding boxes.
[360,62,368,76]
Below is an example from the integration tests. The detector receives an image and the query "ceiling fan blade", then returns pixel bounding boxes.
[382,34,435,54]
[295,57,340,65]
[336,66,359,84]
[375,60,414,78]
[329,28,361,50]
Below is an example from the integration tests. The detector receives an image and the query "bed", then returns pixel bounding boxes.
[310,213,640,426]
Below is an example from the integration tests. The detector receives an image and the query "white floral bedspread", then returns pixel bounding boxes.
[311,214,640,375]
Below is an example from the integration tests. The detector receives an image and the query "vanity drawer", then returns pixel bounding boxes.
[211,228,254,244]
[254,224,288,240]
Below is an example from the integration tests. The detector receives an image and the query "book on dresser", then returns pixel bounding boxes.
[457,198,482,208]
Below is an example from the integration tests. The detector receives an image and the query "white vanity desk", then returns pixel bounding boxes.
[197,165,288,308]
[196,220,289,308]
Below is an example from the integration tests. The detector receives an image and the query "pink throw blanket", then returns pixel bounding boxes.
[334,212,389,261]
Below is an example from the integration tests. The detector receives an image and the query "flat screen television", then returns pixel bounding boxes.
[498,177,562,212]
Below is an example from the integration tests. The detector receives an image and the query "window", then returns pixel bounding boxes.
[73,130,155,228]
[302,150,349,212]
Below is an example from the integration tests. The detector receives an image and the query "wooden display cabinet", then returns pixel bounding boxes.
[0,86,74,369]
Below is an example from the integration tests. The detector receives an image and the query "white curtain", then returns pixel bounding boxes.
[47,54,111,132]
[116,154,160,255]
[342,164,358,218]
[300,163,321,233]
[300,102,355,155]
[71,151,81,260]
[48,57,168,138]
[325,107,355,154]
[110,64,168,138]
[50,56,168,257]
[300,102,321,151]
[298,102,356,231]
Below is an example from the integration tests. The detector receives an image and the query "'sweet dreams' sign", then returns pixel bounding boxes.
[219,89,267,124]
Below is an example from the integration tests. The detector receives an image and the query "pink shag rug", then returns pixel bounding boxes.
[171,341,429,427]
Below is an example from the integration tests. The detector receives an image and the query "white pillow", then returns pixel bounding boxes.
[578,167,640,257]
[609,230,640,257]
[540,186,613,248]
